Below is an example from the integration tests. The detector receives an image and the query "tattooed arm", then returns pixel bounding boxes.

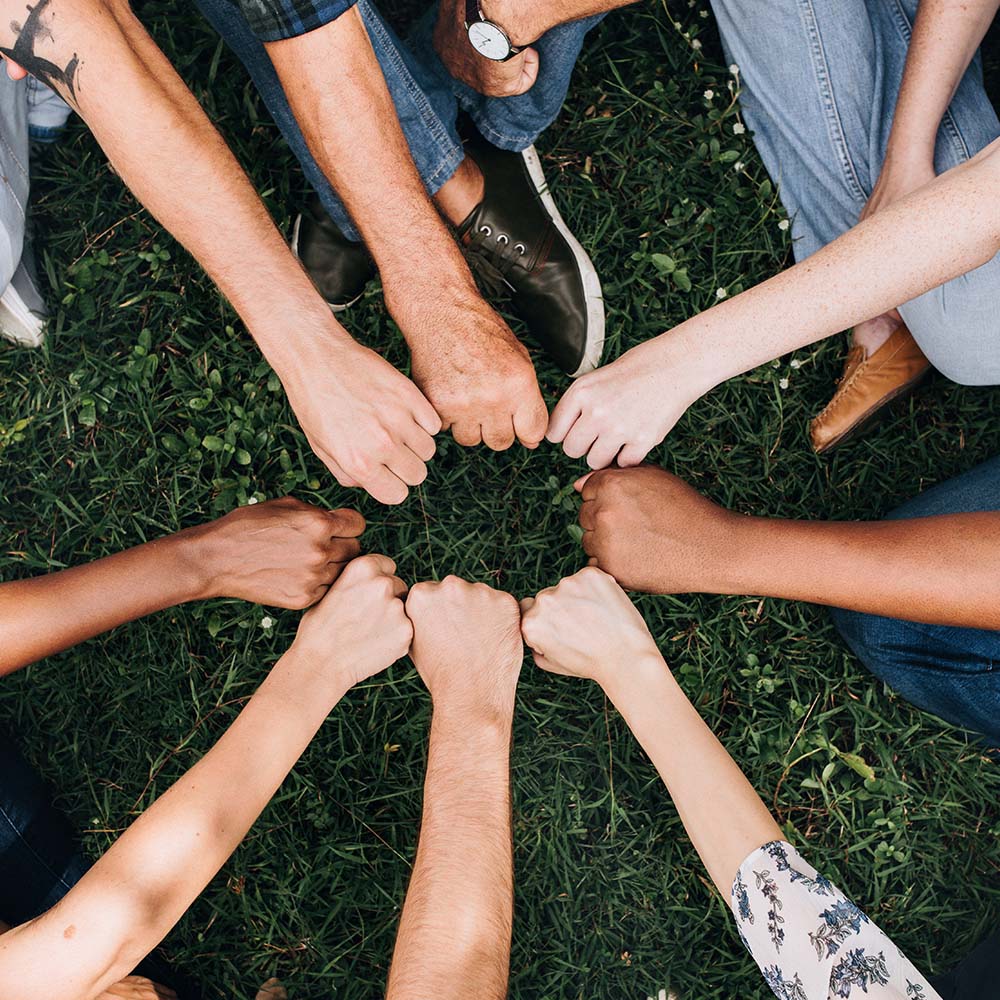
[0,0,440,505]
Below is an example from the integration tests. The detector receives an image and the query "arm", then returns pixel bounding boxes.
[388,577,522,1000]
[548,139,1000,469]
[0,0,438,504]
[433,0,639,97]
[0,499,364,674]
[576,465,1000,630]
[266,9,547,452]
[864,0,1000,217]
[0,554,412,1000]
[521,567,780,893]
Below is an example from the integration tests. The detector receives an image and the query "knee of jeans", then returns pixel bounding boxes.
[901,264,1000,386]
[828,606,912,688]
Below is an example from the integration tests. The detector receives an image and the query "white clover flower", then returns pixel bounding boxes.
[790,358,802,369]
[703,89,714,100]
[778,219,790,231]
[729,63,740,75]
[732,122,746,135]
[716,287,728,299]
[260,616,275,629]
[734,161,746,172]
[247,496,260,505]
[699,9,709,16]
[691,38,703,50]
[778,377,789,390]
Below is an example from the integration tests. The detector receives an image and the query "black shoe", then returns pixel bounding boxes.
[291,193,377,311]
[458,133,605,378]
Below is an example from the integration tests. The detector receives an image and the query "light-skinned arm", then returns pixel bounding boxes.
[0,554,412,1000]
[521,567,781,894]
[386,576,522,1000]
[548,138,1000,469]
[434,0,640,97]
[863,0,1000,218]
[0,498,364,675]
[576,465,1000,630]
[267,8,548,452]
[0,0,439,505]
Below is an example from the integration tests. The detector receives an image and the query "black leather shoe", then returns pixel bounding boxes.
[458,133,605,377]
[291,192,377,311]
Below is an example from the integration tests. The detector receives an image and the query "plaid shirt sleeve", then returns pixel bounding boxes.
[235,0,359,42]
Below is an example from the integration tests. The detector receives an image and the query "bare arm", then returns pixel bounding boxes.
[867,0,1000,215]
[521,568,781,894]
[266,9,547,452]
[548,139,1000,469]
[0,0,439,504]
[388,578,521,1000]
[0,555,412,1000]
[577,465,1000,630]
[0,499,364,675]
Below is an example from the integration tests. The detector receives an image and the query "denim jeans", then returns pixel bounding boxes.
[827,456,1000,746]
[711,0,1000,387]
[195,0,601,241]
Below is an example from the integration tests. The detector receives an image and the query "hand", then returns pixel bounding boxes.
[577,466,738,593]
[520,567,661,688]
[395,286,548,450]
[189,497,365,609]
[279,332,442,505]
[290,553,412,688]
[406,576,523,720]
[860,150,937,223]
[433,0,540,97]
[547,334,706,469]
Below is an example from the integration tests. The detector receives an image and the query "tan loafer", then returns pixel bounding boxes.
[809,324,932,454]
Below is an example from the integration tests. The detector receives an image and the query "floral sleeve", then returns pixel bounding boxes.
[729,841,940,1000]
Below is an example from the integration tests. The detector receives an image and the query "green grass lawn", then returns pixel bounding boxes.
[1,3,999,997]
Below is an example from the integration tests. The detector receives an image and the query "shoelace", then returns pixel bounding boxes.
[464,223,527,297]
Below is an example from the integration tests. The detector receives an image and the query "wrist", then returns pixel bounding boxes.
[478,0,545,46]
[163,524,221,602]
[599,648,671,707]
[263,645,354,712]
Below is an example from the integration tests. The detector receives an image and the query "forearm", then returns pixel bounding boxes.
[1,0,349,371]
[386,708,513,1000]
[0,529,213,675]
[481,0,637,44]
[605,657,782,896]
[720,511,1000,629]
[267,9,476,311]
[663,143,1000,393]
[0,648,348,1000]
[885,0,999,162]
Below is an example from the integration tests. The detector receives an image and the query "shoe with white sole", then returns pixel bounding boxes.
[0,259,47,348]
[458,131,605,377]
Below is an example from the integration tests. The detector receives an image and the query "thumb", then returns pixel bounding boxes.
[574,471,594,493]
[3,58,27,82]
[513,47,539,96]
[518,596,535,616]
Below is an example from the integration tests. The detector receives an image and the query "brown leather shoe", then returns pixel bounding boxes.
[809,324,932,454]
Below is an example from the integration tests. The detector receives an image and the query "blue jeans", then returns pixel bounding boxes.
[195,0,601,241]
[828,456,1000,746]
[711,0,1000,386]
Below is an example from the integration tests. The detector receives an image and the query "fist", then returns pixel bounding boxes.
[578,466,735,593]
[291,554,412,687]
[197,497,366,609]
[520,567,660,688]
[405,576,523,720]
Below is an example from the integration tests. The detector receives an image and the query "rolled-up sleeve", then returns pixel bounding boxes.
[234,0,359,43]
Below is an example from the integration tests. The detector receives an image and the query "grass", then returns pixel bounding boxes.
[1,2,999,998]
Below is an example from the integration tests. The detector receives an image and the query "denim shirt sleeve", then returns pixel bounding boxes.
[234,0,359,42]
[729,840,941,1000]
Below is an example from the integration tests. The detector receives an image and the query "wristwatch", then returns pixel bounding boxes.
[465,0,523,61]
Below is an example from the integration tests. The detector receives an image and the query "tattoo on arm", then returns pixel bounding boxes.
[1,0,81,100]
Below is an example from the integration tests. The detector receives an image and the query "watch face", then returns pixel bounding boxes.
[468,20,511,60]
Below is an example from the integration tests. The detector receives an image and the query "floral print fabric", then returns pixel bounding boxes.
[730,841,940,1000]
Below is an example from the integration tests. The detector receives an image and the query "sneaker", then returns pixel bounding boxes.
[808,324,932,454]
[458,132,605,378]
[291,192,377,311]
[0,259,47,348]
